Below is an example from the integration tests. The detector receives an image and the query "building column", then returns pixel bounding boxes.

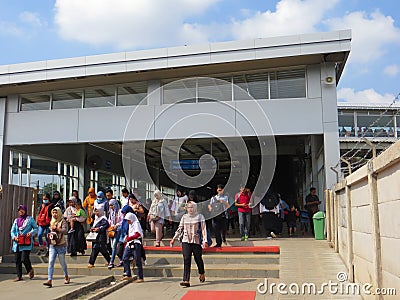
[0,97,7,185]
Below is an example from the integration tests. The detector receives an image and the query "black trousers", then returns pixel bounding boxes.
[261,212,278,237]
[212,217,227,246]
[15,250,32,279]
[89,242,111,265]
[308,211,315,235]
[182,242,205,282]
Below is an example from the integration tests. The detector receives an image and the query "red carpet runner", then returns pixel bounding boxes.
[181,290,255,300]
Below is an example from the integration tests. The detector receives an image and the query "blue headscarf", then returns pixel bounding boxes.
[121,205,134,214]
[96,191,107,204]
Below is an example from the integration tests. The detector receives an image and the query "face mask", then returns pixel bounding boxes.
[43,200,49,204]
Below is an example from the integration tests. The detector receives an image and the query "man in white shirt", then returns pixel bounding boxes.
[208,184,230,247]
[120,188,129,208]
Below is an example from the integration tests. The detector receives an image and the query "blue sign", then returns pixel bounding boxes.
[170,159,217,170]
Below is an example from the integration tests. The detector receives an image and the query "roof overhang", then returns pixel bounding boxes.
[0,29,351,95]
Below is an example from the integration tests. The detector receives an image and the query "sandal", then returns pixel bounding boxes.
[199,274,205,283]
[43,280,52,288]
[13,277,22,282]
[64,276,70,284]
[29,268,34,279]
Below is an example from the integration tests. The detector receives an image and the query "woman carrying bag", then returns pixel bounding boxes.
[148,190,170,247]
[10,205,38,282]
[87,207,111,268]
[170,201,208,287]
[43,207,70,288]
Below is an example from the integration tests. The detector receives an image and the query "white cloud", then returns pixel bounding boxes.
[324,10,400,63]
[384,64,399,77]
[337,88,395,104]
[54,0,220,49]
[0,21,23,37]
[19,11,44,27]
[231,0,340,40]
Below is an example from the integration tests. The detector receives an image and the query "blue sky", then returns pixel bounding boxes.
[0,0,399,104]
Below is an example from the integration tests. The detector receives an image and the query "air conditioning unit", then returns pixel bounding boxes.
[324,76,335,85]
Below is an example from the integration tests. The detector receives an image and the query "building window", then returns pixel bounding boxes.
[117,82,148,106]
[84,87,116,108]
[20,94,50,111]
[163,79,196,104]
[270,69,306,99]
[52,90,83,109]
[233,73,269,100]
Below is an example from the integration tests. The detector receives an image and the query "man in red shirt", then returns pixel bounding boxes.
[234,186,252,241]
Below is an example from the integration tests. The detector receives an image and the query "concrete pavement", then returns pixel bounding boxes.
[0,238,365,299]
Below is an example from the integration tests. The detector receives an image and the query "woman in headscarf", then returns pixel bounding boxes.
[10,205,38,282]
[83,187,96,226]
[94,191,109,218]
[120,212,144,283]
[43,207,69,288]
[107,198,123,269]
[147,190,171,247]
[87,207,111,268]
[170,201,208,287]
[64,197,86,256]
[51,191,65,213]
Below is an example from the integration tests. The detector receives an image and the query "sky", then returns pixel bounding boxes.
[0,0,399,104]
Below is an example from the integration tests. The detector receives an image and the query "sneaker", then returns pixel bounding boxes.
[36,249,43,255]
[68,229,75,234]
[199,274,205,283]
[116,261,123,267]
[266,236,272,240]
[244,235,249,241]
[241,237,245,241]
[270,232,276,238]
[142,258,147,266]
[107,263,114,270]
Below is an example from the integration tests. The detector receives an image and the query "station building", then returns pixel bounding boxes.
[0,30,352,208]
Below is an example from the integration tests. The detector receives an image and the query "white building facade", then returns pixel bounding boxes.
[0,30,351,207]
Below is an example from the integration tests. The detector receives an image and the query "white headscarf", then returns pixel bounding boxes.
[124,212,143,241]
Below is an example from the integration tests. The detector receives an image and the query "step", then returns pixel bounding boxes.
[143,245,280,254]
[1,252,279,265]
[0,262,279,278]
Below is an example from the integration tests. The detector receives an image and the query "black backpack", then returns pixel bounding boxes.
[261,191,279,210]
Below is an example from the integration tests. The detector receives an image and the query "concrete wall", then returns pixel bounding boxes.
[327,141,400,299]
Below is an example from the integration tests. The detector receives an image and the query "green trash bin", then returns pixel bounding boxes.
[312,211,325,240]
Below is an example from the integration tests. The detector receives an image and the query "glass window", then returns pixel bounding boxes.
[233,73,269,100]
[163,79,196,104]
[84,87,116,108]
[52,90,82,109]
[198,76,232,102]
[270,69,306,99]
[117,82,148,106]
[20,94,50,111]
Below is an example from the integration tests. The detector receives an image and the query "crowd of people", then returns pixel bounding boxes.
[10,184,321,288]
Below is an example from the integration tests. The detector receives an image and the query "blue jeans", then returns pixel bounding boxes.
[38,226,50,247]
[238,211,251,238]
[122,243,143,279]
[48,245,68,280]
[110,228,121,264]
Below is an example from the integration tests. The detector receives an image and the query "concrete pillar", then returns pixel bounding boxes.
[345,181,354,282]
[147,80,161,106]
[79,144,86,199]
[367,160,383,300]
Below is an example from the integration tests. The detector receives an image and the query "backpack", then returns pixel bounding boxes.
[37,204,51,226]
[261,191,279,210]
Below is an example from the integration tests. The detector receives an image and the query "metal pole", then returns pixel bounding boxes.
[362,137,377,158]
[340,157,352,175]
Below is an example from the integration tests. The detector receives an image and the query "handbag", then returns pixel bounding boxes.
[17,234,30,245]
[86,231,98,242]
[107,228,115,238]
[47,231,60,245]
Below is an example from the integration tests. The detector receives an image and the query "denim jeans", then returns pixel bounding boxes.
[48,245,68,280]
[238,211,251,238]
[38,225,50,247]
[110,228,121,264]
